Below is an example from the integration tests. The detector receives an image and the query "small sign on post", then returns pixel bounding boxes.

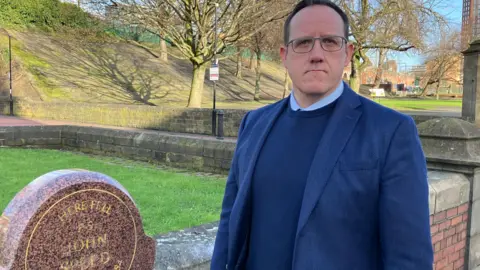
[369,88,385,97]
[209,64,219,81]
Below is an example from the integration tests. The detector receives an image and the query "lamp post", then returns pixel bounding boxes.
[8,33,12,116]
[211,2,219,136]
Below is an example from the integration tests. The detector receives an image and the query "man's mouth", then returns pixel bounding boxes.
[306,69,326,74]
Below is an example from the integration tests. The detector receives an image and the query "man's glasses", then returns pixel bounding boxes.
[287,36,347,53]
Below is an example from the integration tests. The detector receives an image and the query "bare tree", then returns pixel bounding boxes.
[90,0,292,108]
[335,0,447,92]
[250,25,283,100]
[420,29,462,99]
[87,0,172,62]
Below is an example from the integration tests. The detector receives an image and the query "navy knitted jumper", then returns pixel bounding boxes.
[245,100,337,270]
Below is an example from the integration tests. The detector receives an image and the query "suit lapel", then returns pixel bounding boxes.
[295,85,363,237]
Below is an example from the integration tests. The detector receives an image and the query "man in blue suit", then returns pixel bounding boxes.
[211,0,433,269]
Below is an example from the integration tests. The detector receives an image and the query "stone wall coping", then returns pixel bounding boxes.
[426,157,480,168]
[428,171,470,214]
[65,125,238,143]
[154,222,218,269]
[417,118,480,139]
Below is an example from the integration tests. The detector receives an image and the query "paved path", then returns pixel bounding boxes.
[0,116,46,126]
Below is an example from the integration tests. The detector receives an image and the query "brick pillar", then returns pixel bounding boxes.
[430,202,469,269]
[418,117,480,269]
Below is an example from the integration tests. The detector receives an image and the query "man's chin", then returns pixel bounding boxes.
[300,86,332,96]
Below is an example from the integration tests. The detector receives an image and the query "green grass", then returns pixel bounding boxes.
[0,148,227,236]
[372,98,462,111]
[0,34,68,100]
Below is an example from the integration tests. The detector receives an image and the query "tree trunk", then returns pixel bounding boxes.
[373,49,386,88]
[187,62,207,108]
[283,69,289,98]
[160,39,168,62]
[420,87,428,97]
[349,56,360,93]
[249,53,256,71]
[235,48,242,78]
[77,0,81,7]
[436,82,440,100]
[254,51,262,101]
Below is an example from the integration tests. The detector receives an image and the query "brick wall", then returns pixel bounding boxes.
[431,203,469,270]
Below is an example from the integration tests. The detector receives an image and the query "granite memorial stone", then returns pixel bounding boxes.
[0,169,155,270]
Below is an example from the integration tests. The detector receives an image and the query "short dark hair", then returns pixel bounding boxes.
[283,0,350,45]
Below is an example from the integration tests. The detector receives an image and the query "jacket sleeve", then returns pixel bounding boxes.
[210,112,250,270]
[379,116,433,269]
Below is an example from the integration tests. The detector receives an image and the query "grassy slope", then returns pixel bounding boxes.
[0,29,289,108]
[0,148,227,236]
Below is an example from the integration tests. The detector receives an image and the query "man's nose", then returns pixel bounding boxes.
[309,39,325,62]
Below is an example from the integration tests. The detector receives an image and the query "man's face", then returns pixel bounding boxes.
[280,5,354,101]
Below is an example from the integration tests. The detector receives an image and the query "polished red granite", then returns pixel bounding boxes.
[0,169,155,270]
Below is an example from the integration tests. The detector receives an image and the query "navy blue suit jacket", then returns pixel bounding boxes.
[211,84,433,270]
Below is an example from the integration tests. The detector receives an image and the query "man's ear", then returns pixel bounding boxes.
[280,45,288,68]
[344,43,354,67]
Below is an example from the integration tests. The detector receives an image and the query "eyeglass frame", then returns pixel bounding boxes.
[286,35,348,53]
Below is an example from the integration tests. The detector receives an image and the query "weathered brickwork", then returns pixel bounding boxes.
[431,203,469,270]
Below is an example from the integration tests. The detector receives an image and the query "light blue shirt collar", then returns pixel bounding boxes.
[290,81,344,111]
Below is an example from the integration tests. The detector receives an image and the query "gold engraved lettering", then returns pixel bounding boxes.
[77,218,95,233]
[27,189,137,270]
[73,239,85,252]
[62,242,72,258]
[89,254,98,267]
[59,260,72,270]
[60,252,110,269]
[79,256,90,270]
[60,200,114,224]
[90,200,96,210]
[101,203,112,215]
[64,234,108,257]
[85,238,95,250]
[74,203,83,213]
[59,211,67,223]
[77,223,85,233]
[97,234,107,247]
[101,252,110,264]
[87,219,94,230]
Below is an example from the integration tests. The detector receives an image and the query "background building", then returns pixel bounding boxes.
[462,0,480,50]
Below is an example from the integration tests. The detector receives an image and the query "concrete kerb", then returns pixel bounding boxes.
[154,222,218,270]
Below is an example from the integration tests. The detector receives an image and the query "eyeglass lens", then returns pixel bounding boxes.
[292,36,344,53]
